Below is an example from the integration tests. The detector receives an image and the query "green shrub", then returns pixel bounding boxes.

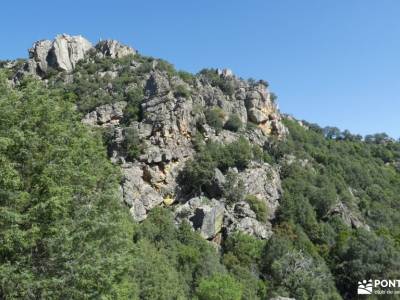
[205,108,225,132]
[122,87,144,124]
[252,145,274,164]
[223,171,245,204]
[219,80,235,96]
[245,195,268,222]
[156,59,176,77]
[123,127,144,160]
[192,131,206,152]
[173,84,191,98]
[225,137,253,170]
[179,149,217,194]
[196,273,243,300]
[224,114,243,132]
[178,70,196,84]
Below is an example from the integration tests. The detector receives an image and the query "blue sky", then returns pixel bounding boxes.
[1,0,399,138]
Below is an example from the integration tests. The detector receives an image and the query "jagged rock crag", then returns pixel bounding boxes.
[18,34,135,78]
[12,34,288,241]
[115,67,286,240]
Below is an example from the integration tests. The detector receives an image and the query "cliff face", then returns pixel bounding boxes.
[9,34,288,241]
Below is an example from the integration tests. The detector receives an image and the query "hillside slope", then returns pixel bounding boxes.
[1,34,400,299]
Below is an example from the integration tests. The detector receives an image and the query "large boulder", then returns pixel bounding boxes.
[175,197,225,239]
[50,34,92,72]
[28,40,53,75]
[29,34,92,75]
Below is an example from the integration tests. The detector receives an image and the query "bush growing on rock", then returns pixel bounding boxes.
[270,92,278,103]
[178,70,196,84]
[245,195,268,222]
[123,127,143,160]
[173,84,191,98]
[224,114,243,132]
[155,59,177,77]
[122,87,144,124]
[205,107,225,133]
[223,171,245,204]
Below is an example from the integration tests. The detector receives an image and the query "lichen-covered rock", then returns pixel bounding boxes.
[223,201,273,239]
[145,71,171,97]
[233,201,257,219]
[230,216,272,239]
[82,101,127,126]
[175,197,225,239]
[238,162,281,218]
[121,164,164,221]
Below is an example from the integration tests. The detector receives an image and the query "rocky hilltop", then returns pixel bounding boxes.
[7,34,287,241]
[14,34,135,78]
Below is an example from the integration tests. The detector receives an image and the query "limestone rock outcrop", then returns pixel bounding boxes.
[9,35,288,241]
[79,67,286,239]
[82,101,127,126]
[28,34,92,75]
[121,163,164,221]
[96,40,136,58]
[238,162,281,218]
[21,34,136,78]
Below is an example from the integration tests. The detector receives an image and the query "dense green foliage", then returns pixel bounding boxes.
[268,119,400,299]
[196,273,243,300]
[181,114,400,299]
[0,74,137,298]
